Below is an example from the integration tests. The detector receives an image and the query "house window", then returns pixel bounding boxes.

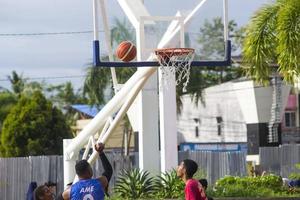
[195,126,199,137]
[194,118,200,138]
[216,116,223,136]
[285,111,296,127]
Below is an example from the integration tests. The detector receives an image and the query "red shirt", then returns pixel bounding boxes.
[185,179,208,200]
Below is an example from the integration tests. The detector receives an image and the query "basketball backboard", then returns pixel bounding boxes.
[95,0,230,65]
[117,0,154,29]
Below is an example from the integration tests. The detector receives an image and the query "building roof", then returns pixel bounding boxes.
[71,104,102,118]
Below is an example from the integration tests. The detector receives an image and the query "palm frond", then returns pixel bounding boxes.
[277,0,300,83]
[242,2,280,84]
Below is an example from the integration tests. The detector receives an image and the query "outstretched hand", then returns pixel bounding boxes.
[95,143,105,154]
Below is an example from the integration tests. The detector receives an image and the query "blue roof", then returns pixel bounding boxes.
[71,104,102,118]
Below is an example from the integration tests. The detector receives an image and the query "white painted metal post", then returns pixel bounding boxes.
[223,0,229,41]
[159,72,178,172]
[179,16,185,48]
[136,18,160,173]
[98,0,118,91]
[159,18,183,173]
[92,0,99,40]
[63,139,77,187]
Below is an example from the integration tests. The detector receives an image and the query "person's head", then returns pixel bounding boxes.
[75,160,93,179]
[177,159,198,180]
[44,182,57,195]
[199,178,208,190]
[34,185,54,200]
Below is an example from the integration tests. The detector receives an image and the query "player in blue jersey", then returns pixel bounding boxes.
[62,143,113,200]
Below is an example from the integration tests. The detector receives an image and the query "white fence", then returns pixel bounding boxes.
[259,144,300,178]
[0,151,246,200]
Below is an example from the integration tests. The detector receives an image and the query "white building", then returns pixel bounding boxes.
[177,78,292,154]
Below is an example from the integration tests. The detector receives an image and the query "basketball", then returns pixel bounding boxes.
[116,41,137,62]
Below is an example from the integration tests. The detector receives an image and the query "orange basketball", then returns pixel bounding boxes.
[116,41,137,62]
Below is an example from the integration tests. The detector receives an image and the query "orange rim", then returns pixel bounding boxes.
[155,48,195,57]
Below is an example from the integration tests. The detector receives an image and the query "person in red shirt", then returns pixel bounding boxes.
[177,159,208,200]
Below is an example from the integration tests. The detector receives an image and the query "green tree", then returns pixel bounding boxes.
[110,18,135,48]
[7,70,26,96]
[84,17,136,106]
[243,0,300,84]
[47,81,88,107]
[0,92,17,155]
[0,92,17,128]
[0,91,72,157]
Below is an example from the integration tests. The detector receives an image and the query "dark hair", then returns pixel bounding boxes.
[183,159,198,178]
[34,185,46,200]
[45,181,56,187]
[75,160,91,177]
[66,182,73,186]
[199,178,208,189]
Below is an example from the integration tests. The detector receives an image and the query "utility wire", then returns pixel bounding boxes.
[0,30,207,37]
[0,30,96,37]
[0,75,86,82]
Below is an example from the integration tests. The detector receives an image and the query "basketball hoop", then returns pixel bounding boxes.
[155,48,195,91]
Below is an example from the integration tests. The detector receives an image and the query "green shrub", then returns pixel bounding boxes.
[289,163,300,180]
[213,175,295,197]
[114,168,156,199]
[153,170,185,199]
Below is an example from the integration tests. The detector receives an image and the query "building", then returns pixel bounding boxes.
[177,78,295,154]
[70,104,135,151]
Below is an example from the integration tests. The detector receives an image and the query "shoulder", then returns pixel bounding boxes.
[62,188,70,200]
[186,179,199,187]
[97,176,108,189]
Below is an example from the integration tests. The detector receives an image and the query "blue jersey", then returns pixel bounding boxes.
[70,178,105,200]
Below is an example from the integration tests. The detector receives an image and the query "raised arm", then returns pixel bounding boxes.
[94,143,113,190]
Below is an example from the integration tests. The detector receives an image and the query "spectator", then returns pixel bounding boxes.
[199,179,213,200]
[177,159,207,200]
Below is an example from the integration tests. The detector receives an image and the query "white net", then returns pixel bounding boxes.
[155,48,195,91]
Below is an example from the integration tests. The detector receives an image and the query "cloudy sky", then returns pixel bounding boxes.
[0,0,271,90]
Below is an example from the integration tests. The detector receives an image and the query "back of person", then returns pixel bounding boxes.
[70,178,104,200]
[185,179,207,200]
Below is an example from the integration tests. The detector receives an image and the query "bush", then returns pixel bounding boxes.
[0,91,72,157]
[114,168,156,199]
[212,174,297,197]
[153,170,185,199]
[289,163,300,180]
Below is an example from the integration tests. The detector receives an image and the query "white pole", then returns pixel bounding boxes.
[82,137,93,160]
[87,73,150,165]
[92,0,99,40]
[65,67,157,158]
[98,117,113,141]
[63,139,77,187]
[179,15,185,48]
[99,0,118,91]
[223,0,229,41]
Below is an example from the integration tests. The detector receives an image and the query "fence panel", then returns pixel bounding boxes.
[178,151,247,184]
[0,151,247,199]
[260,144,300,178]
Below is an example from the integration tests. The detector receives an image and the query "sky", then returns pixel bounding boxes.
[0,0,272,90]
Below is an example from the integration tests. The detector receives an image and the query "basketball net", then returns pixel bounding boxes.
[155,48,195,91]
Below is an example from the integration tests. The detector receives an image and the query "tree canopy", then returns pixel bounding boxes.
[0,91,72,157]
[243,0,300,84]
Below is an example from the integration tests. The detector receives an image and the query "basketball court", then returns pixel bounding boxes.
[63,0,231,186]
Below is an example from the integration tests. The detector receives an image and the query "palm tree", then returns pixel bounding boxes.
[242,0,300,84]
[83,17,136,106]
[110,17,135,48]
[7,71,26,95]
